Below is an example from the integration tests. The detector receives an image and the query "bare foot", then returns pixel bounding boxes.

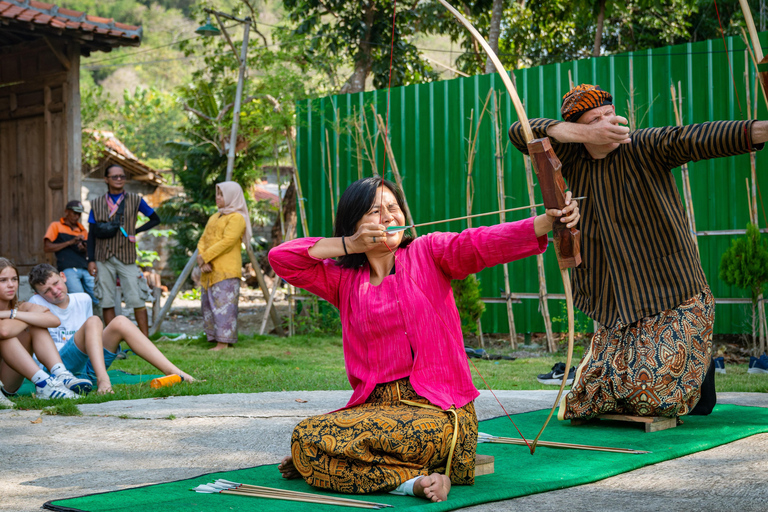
[278,455,302,479]
[208,342,231,351]
[413,473,451,503]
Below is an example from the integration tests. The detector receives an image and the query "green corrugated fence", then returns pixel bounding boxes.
[295,32,768,335]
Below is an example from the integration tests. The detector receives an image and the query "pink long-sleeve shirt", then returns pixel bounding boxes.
[269,216,547,411]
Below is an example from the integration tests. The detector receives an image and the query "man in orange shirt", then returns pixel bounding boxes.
[43,201,98,306]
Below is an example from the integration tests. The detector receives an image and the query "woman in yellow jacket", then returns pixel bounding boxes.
[197,182,251,351]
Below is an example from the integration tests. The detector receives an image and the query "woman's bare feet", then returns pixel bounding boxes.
[209,342,231,351]
[413,473,451,502]
[278,455,302,479]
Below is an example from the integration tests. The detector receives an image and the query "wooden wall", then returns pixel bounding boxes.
[0,39,80,272]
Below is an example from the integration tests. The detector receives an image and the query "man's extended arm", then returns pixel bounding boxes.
[549,115,768,147]
[752,121,768,144]
[136,212,161,234]
[546,115,631,145]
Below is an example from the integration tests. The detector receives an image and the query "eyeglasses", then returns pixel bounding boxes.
[108,175,127,181]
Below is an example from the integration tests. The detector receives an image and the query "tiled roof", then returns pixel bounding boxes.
[88,130,165,186]
[0,0,142,45]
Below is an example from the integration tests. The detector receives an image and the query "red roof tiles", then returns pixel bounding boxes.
[0,0,142,44]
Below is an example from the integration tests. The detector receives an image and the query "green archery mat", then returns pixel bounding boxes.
[16,370,160,396]
[44,403,768,512]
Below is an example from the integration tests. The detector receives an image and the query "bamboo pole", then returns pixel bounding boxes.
[523,153,555,352]
[627,58,636,131]
[670,82,700,256]
[285,135,310,238]
[375,113,418,238]
[245,243,285,336]
[743,51,767,354]
[324,129,336,224]
[360,107,379,176]
[492,92,517,349]
[465,108,485,349]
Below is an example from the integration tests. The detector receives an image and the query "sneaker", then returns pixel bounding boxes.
[748,354,768,374]
[465,347,488,359]
[54,371,93,395]
[713,356,726,374]
[1,386,17,399]
[537,362,575,385]
[0,390,13,407]
[35,377,79,400]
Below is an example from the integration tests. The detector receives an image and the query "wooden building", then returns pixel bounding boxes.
[0,0,141,272]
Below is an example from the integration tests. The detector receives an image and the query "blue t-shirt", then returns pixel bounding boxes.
[88,193,154,224]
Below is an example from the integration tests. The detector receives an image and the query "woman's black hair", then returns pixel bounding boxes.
[333,176,413,268]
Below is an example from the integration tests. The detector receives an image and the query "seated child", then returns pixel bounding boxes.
[27,264,195,394]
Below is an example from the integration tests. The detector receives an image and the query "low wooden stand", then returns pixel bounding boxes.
[571,414,677,433]
[475,454,495,476]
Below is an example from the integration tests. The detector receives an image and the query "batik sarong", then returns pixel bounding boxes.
[201,277,240,344]
[291,378,478,494]
[559,287,714,420]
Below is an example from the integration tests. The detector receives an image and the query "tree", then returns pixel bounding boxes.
[719,223,768,353]
[280,0,438,93]
[452,275,486,337]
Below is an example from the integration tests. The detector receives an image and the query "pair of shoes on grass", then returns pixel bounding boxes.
[748,353,768,374]
[537,362,575,385]
[35,371,93,400]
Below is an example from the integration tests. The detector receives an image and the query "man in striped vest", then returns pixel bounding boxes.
[87,164,161,336]
[509,84,768,421]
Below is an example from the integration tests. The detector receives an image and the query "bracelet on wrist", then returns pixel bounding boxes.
[10,308,17,320]
[341,236,349,256]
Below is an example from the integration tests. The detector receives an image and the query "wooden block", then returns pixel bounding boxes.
[571,414,677,433]
[475,454,495,476]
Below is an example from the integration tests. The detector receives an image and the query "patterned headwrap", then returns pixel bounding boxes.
[561,84,613,122]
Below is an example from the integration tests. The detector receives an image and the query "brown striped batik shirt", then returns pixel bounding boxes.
[91,192,141,265]
[509,119,762,327]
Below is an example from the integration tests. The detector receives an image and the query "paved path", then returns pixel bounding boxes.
[1,391,766,511]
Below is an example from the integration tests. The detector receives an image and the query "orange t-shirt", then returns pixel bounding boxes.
[44,219,89,270]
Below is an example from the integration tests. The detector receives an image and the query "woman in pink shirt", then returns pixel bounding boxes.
[269,177,579,502]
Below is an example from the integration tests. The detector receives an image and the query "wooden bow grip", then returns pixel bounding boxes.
[527,137,582,269]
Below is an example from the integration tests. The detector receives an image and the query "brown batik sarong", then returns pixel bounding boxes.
[201,277,240,344]
[559,287,715,420]
[291,378,478,494]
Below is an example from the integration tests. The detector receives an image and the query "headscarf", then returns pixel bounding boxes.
[561,84,613,123]
[216,181,252,244]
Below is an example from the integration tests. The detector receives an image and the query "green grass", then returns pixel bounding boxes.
[6,333,767,411]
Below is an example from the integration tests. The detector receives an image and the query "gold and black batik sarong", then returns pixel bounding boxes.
[560,287,715,420]
[291,378,477,494]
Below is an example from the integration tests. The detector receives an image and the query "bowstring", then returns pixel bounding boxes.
[379,0,532,452]
[714,0,745,121]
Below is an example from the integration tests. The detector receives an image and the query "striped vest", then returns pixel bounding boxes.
[92,192,141,264]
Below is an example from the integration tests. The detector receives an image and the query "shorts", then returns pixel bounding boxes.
[96,257,147,309]
[59,337,117,378]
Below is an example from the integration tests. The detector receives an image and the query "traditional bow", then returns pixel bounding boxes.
[436,0,582,454]
[738,0,768,111]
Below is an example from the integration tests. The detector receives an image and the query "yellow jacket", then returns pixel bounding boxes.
[197,212,246,289]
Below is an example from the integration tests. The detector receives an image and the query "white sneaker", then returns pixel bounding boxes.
[0,391,13,408]
[35,377,79,400]
[54,371,93,395]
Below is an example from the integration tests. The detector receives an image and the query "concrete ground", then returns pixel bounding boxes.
[1,390,766,512]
